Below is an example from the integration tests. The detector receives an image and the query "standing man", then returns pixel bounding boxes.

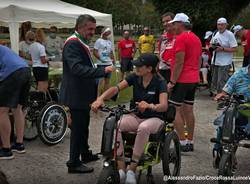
[59,15,114,173]
[138,27,155,55]
[118,31,136,80]
[210,18,238,99]
[45,26,64,61]
[233,25,250,67]
[167,13,202,152]
[158,12,175,82]
[0,45,31,159]
[93,27,115,96]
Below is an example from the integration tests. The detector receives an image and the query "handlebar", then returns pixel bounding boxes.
[218,94,246,105]
[100,105,137,114]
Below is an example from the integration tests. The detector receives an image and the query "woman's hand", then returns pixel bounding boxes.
[136,101,150,113]
[91,99,104,113]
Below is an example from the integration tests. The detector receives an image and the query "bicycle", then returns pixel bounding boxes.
[97,104,181,184]
[211,94,250,184]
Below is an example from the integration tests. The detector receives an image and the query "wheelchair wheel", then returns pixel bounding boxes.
[96,166,120,184]
[218,153,233,184]
[23,119,38,141]
[162,131,181,183]
[37,102,67,145]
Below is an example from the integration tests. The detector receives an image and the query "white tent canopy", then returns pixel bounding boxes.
[0,0,113,53]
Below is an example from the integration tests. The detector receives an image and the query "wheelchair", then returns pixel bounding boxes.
[22,88,68,145]
[211,94,250,184]
[97,104,181,184]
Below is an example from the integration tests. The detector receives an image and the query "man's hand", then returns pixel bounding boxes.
[167,82,175,93]
[91,99,104,113]
[214,92,227,101]
[215,46,224,52]
[136,101,150,113]
[105,66,115,73]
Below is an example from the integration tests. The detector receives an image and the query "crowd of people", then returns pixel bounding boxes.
[0,9,250,184]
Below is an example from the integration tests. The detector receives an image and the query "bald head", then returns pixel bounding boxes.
[144,27,149,36]
[124,31,130,39]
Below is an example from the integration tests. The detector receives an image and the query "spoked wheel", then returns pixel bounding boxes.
[23,118,38,141]
[37,102,67,145]
[162,131,181,184]
[96,166,120,184]
[218,153,233,184]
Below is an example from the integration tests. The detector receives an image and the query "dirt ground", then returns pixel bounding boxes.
[1,90,250,184]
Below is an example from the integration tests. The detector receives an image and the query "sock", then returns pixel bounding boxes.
[2,148,11,152]
[180,140,187,146]
[119,169,126,181]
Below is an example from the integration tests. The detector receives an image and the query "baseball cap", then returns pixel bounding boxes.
[132,53,159,68]
[232,25,243,35]
[217,17,228,24]
[204,31,213,39]
[169,13,190,24]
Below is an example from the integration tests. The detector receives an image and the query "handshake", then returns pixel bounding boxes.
[104,65,116,73]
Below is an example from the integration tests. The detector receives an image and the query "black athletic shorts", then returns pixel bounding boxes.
[32,67,48,82]
[0,67,31,108]
[169,83,197,106]
[120,57,133,73]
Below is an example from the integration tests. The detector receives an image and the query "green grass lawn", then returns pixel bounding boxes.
[101,71,133,106]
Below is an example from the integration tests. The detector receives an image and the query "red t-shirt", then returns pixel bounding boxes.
[241,30,250,56]
[158,33,175,65]
[171,31,202,83]
[118,39,136,58]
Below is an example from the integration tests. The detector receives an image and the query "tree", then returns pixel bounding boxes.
[152,0,250,38]
[62,0,160,34]
[234,4,250,28]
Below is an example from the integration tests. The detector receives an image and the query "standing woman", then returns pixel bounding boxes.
[93,27,115,96]
[20,21,32,42]
[29,28,48,92]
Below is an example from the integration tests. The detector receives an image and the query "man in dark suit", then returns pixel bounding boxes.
[60,14,114,173]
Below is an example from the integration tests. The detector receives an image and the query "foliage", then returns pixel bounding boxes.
[62,0,160,32]
[152,0,250,37]
[233,4,250,28]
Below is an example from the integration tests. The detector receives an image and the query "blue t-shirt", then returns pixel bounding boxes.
[0,45,28,81]
[223,66,250,101]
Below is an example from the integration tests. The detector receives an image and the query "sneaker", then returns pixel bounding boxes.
[11,143,26,154]
[180,144,190,152]
[119,169,126,184]
[125,170,136,184]
[81,150,100,163]
[188,143,194,152]
[0,148,14,160]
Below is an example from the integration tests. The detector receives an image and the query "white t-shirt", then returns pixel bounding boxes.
[45,36,64,61]
[211,30,238,66]
[94,38,113,65]
[19,41,31,57]
[29,42,48,68]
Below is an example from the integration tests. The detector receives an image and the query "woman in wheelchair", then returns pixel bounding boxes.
[92,53,168,184]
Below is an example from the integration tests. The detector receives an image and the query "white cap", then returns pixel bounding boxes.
[204,31,213,39]
[101,27,111,37]
[169,13,190,24]
[232,25,243,35]
[217,17,228,24]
